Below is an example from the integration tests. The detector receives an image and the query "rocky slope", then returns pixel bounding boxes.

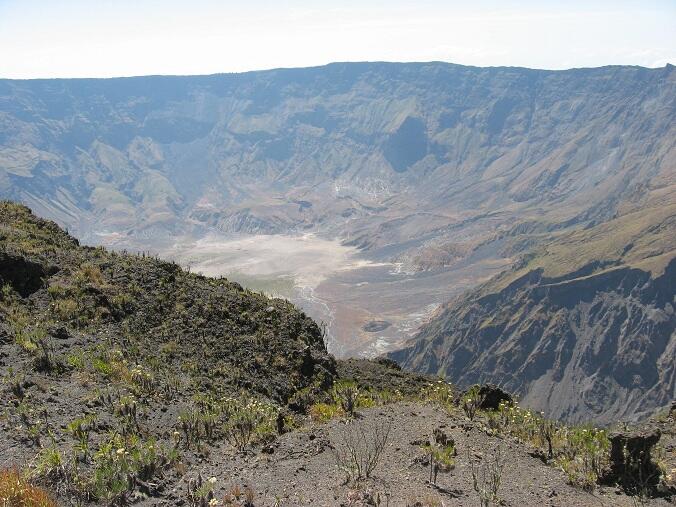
[0,201,335,404]
[390,198,676,424]
[1,202,674,506]
[391,260,675,425]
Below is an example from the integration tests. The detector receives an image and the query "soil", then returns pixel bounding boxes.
[136,403,672,506]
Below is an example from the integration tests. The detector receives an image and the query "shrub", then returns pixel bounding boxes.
[67,414,97,461]
[186,474,216,507]
[115,395,140,436]
[470,446,505,507]
[129,364,155,395]
[0,468,57,506]
[556,426,609,490]
[34,445,65,480]
[309,402,342,423]
[15,400,45,447]
[223,484,255,507]
[422,429,456,485]
[111,293,134,317]
[308,382,380,423]
[178,407,201,447]
[422,380,456,412]
[47,283,70,300]
[486,401,610,490]
[33,340,65,374]
[223,401,268,452]
[178,396,278,451]
[333,381,360,417]
[333,418,392,483]
[51,298,79,323]
[32,445,76,498]
[66,350,87,370]
[462,385,481,421]
[14,326,46,354]
[88,433,171,502]
[539,418,557,460]
[74,263,105,287]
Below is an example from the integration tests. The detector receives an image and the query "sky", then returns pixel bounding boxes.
[1,0,674,79]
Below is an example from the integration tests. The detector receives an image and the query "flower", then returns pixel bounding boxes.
[116,448,125,455]
[208,499,220,506]
[208,477,217,484]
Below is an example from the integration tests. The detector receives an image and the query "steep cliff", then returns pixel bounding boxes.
[391,258,675,424]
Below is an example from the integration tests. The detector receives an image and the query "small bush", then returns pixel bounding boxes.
[178,407,201,446]
[66,350,87,370]
[15,400,45,446]
[309,402,342,423]
[422,429,456,485]
[115,395,140,436]
[223,400,272,452]
[74,263,105,287]
[32,445,76,498]
[223,484,255,507]
[13,326,46,354]
[308,382,380,423]
[186,474,217,506]
[470,445,505,507]
[67,414,97,461]
[556,426,609,490]
[51,298,79,323]
[33,340,65,374]
[333,381,360,417]
[483,401,611,491]
[333,418,392,483]
[177,396,278,451]
[88,433,171,502]
[462,386,481,421]
[34,445,66,481]
[422,380,456,411]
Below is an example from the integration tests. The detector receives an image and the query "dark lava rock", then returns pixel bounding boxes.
[462,384,513,411]
[362,320,391,333]
[0,252,51,297]
[49,325,70,340]
[0,322,10,345]
[433,427,454,448]
[603,428,662,492]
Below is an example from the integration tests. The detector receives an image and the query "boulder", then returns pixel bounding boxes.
[0,252,54,297]
[469,384,513,410]
[49,325,70,340]
[604,428,661,492]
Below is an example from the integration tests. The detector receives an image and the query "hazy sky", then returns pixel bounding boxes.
[1,0,674,78]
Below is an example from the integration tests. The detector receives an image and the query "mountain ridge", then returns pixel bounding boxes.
[4,60,670,82]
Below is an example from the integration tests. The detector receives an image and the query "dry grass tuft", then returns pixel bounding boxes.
[0,468,57,506]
